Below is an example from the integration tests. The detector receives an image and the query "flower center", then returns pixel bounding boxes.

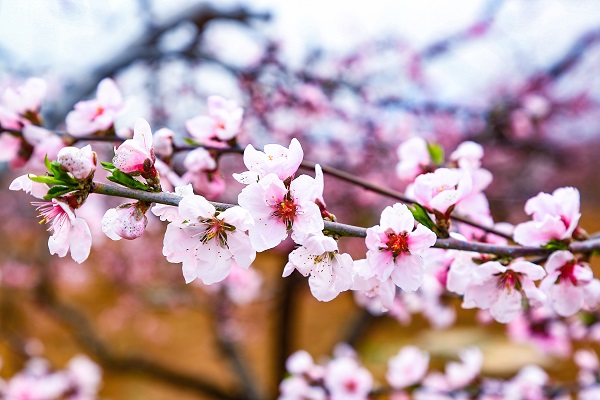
[558,261,579,285]
[386,231,410,258]
[197,217,235,247]
[271,197,297,229]
[496,270,521,291]
[32,201,69,235]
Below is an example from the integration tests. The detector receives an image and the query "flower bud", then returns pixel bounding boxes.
[57,144,97,180]
[101,201,149,240]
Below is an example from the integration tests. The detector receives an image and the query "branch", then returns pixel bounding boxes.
[299,160,513,240]
[211,292,262,400]
[34,272,246,400]
[46,4,270,127]
[91,182,571,258]
[31,124,511,240]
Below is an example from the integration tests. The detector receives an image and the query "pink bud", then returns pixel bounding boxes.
[57,144,97,180]
[101,202,148,240]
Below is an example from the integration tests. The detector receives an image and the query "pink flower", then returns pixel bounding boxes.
[450,141,484,169]
[66,355,102,398]
[365,203,437,292]
[387,346,429,389]
[352,259,397,313]
[113,118,156,177]
[279,376,326,400]
[23,125,66,170]
[151,184,194,223]
[237,173,323,251]
[234,138,304,184]
[185,96,243,144]
[0,77,46,129]
[9,174,49,199]
[153,127,175,159]
[504,365,548,400]
[66,78,124,136]
[412,168,473,214]
[396,137,431,182]
[217,262,263,305]
[57,144,97,180]
[324,356,373,400]
[32,199,92,264]
[540,251,595,316]
[183,147,217,172]
[0,132,23,165]
[514,187,581,247]
[162,194,255,284]
[101,202,149,240]
[283,234,354,301]
[2,77,46,116]
[463,260,546,323]
[444,347,482,390]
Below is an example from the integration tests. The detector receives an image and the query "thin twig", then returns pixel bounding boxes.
[34,271,246,400]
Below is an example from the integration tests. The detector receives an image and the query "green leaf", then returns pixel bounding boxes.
[101,161,116,170]
[44,155,52,171]
[28,175,64,185]
[541,239,569,251]
[408,203,436,231]
[426,141,445,165]
[183,138,200,146]
[108,170,149,191]
[44,186,74,200]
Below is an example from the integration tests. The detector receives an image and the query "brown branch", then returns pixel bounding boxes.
[299,160,513,240]
[47,5,270,127]
[91,182,588,258]
[34,274,247,400]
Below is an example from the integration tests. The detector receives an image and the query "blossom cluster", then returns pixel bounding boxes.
[0,354,102,399]
[4,77,600,329]
[280,344,600,400]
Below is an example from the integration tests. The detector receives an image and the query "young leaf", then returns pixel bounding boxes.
[28,175,64,185]
[408,203,436,231]
[44,186,74,200]
[426,141,445,165]
[542,239,569,251]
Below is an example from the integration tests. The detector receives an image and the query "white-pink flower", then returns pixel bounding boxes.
[237,173,323,251]
[387,346,429,389]
[283,234,354,301]
[113,118,156,177]
[186,95,243,143]
[463,260,546,323]
[540,251,596,316]
[324,356,373,400]
[234,138,304,184]
[412,168,473,215]
[444,347,483,390]
[183,147,217,173]
[66,78,124,136]
[57,144,97,181]
[2,78,46,116]
[162,194,255,284]
[514,187,581,247]
[450,141,484,170]
[352,259,397,313]
[365,203,437,292]
[32,199,92,264]
[0,77,46,130]
[153,127,175,159]
[101,202,149,241]
[396,137,431,182]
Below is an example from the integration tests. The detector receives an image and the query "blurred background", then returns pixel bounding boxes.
[1,0,600,398]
